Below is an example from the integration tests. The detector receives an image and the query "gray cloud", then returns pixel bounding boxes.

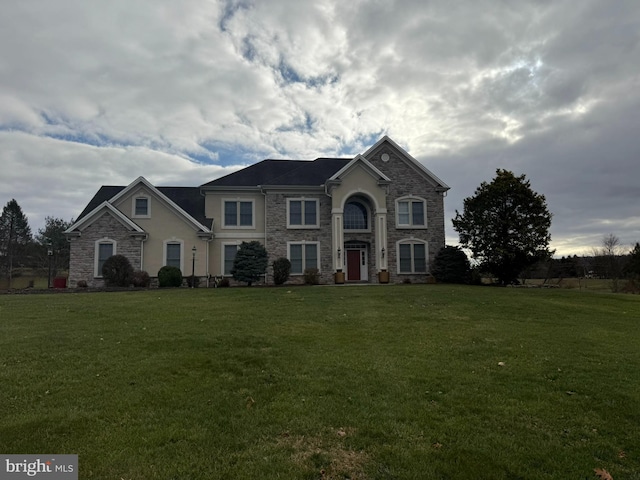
[1,0,639,255]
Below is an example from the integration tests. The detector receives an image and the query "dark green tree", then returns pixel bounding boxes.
[36,216,73,278]
[452,169,552,285]
[624,243,640,280]
[232,241,268,286]
[272,257,291,285]
[432,246,471,284]
[102,254,133,287]
[0,199,33,288]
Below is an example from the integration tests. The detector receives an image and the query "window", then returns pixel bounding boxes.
[288,199,319,228]
[95,240,116,277]
[134,197,149,216]
[166,243,181,269]
[344,201,368,230]
[224,200,254,228]
[396,197,427,227]
[224,244,239,275]
[398,241,427,274]
[288,242,319,274]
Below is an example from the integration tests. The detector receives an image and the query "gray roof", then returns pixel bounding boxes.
[77,186,208,227]
[201,158,350,188]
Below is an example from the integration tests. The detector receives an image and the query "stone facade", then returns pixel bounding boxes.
[68,212,142,288]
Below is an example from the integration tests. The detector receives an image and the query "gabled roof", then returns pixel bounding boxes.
[75,180,209,229]
[329,154,391,183]
[200,158,350,188]
[363,136,450,190]
[65,201,146,234]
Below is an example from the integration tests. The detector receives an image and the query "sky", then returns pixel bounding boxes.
[1,0,639,257]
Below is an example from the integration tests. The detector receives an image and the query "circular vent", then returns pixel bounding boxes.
[381,153,390,162]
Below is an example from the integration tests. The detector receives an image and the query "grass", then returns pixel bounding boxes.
[1,285,639,479]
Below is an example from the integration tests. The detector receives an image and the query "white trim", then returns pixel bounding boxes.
[132,193,151,219]
[163,239,184,272]
[221,198,255,229]
[286,197,320,229]
[221,241,241,276]
[395,196,428,229]
[94,238,116,278]
[329,154,391,183]
[65,202,145,234]
[396,239,429,274]
[362,136,450,190]
[343,198,371,233]
[287,240,321,275]
[108,176,211,232]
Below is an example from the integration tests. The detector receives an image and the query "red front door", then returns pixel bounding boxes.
[347,250,361,281]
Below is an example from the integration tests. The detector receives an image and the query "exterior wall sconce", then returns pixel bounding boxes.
[191,245,197,288]
[381,247,385,259]
[337,247,341,259]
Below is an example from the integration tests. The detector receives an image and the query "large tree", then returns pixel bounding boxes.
[452,169,552,285]
[231,241,268,286]
[0,199,33,288]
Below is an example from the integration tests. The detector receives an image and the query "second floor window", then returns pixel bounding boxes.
[397,198,426,227]
[134,197,149,216]
[224,201,253,227]
[344,201,368,230]
[288,199,318,228]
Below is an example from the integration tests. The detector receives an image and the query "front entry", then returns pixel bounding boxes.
[346,250,361,281]
[345,244,368,281]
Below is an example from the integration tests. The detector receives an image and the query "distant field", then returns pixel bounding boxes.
[1,285,639,479]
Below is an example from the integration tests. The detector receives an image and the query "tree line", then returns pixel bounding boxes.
[0,199,72,288]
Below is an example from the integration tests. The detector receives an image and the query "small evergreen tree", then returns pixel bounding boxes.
[102,254,133,287]
[0,199,33,288]
[272,257,291,285]
[432,246,471,284]
[231,241,268,286]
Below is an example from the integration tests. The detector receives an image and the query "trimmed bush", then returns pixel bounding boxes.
[432,245,471,284]
[158,266,183,288]
[218,277,230,288]
[303,267,320,285]
[131,270,151,288]
[102,255,133,287]
[273,257,291,286]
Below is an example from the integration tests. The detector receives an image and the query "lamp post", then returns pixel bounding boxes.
[191,245,196,288]
[47,241,53,289]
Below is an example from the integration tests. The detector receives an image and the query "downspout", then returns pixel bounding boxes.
[260,186,268,284]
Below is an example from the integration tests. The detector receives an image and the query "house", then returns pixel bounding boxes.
[65,136,449,286]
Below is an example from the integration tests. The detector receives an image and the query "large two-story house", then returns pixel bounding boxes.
[65,136,449,286]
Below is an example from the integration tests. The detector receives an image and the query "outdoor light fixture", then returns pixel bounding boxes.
[381,247,385,259]
[191,245,196,288]
[47,241,53,289]
[337,247,341,259]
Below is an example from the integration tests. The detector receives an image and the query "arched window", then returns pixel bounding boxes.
[344,200,368,230]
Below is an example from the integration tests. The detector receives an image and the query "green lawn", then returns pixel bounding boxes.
[1,285,639,479]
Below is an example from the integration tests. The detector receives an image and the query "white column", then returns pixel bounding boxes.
[332,211,344,271]
[376,213,388,271]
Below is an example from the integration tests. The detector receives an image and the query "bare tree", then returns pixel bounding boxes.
[594,234,625,292]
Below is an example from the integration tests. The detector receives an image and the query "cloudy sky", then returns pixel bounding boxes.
[1,0,639,256]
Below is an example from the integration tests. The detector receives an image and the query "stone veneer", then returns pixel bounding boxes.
[263,143,447,285]
[366,143,446,283]
[265,192,334,284]
[68,212,143,287]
